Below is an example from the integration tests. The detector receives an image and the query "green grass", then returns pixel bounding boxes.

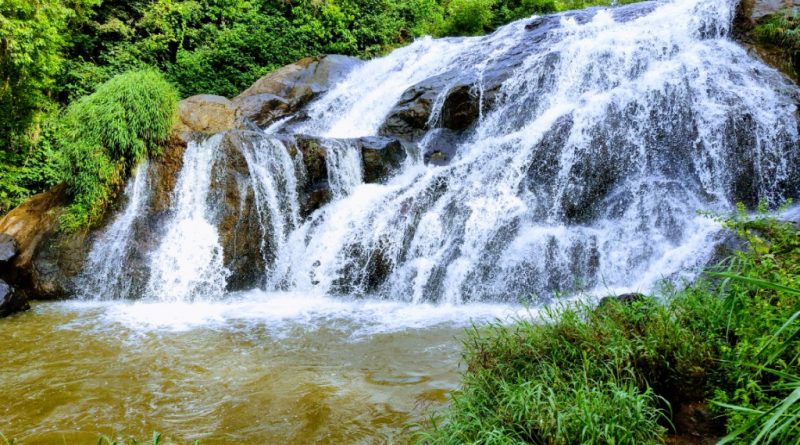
[420,207,800,444]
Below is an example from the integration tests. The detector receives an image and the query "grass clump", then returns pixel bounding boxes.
[421,208,800,444]
[53,69,177,231]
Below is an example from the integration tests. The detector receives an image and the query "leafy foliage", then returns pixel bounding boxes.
[54,69,177,230]
[0,0,71,150]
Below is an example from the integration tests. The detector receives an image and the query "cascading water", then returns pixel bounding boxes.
[146,135,230,301]
[80,0,799,306]
[77,161,150,300]
[238,134,302,273]
[267,0,799,302]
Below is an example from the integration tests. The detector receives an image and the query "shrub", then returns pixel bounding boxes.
[445,0,496,35]
[54,69,177,230]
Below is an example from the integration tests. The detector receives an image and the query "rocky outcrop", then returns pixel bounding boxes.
[177,95,237,135]
[211,131,269,290]
[282,135,408,216]
[0,184,90,302]
[234,55,362,129]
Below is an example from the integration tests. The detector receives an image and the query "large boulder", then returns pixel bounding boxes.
[177,95,237,135]
[0,185,88,299]
[234,55,363,128]
[0,279,29,318]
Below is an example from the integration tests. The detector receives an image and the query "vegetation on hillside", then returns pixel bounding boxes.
[752,9,800,78]
[420,207,800,444]
[0,0,640,220]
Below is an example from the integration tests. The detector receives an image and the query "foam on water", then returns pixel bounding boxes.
[54,293,527,338]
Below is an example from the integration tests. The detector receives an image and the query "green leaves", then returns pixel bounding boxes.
[54,69,177,230]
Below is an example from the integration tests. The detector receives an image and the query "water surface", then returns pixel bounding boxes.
[0,293,522,444]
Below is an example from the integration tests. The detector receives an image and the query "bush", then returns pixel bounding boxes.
[444,0,496,35]
[54,69,177,230]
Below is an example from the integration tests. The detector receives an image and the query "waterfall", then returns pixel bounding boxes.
[239,135,302,274]
[325,140,364,198]
[80,0,800,305]
[77,161,150,300]
[146,135,230,302]
[268,0,799,302]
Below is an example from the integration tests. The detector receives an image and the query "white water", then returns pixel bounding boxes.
[78,161,150,300]
[325,140,364,198]
[266,0,798,303]
[82,0,799,311]
[146,136,230,302]
[239,135,302,273]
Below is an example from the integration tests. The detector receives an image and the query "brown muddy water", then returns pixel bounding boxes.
[0,292,522,444]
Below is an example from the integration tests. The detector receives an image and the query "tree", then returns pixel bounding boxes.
[0,0,71,150]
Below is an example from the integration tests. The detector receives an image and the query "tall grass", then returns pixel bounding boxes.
[421,209,800,444]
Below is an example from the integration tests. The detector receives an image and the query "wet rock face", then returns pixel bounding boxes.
[422,129,463,166]
[357,137,407,183]
[210,131,269,290]
[283,135,408,216]
[0,280,29,318]
[0,233,17,263]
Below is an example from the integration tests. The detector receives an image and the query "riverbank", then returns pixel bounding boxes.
[420,209,800,444]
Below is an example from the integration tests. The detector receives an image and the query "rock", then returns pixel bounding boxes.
[357,137,407,183]
[149,131,188,213]
[0,233,17,263]
[234,93,292,128]
[379,76,441,141]
[735,1,800,81]
[422,129,463,166]
[739,0,799,24]
[0,184,89,299]
[291,135,332,217]
[596,292,646,312]
[177,95,237,134]
[441,84,480,131]
[236,55,362,107]
[209,130,271,290]
[0,279,29,317]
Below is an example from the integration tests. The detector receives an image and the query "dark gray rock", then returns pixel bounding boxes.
[357,137,407,183]
[0,233,17,263]
[422,129,463,166]
[0,279,29,317]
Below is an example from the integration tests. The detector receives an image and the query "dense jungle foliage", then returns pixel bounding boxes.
[0,0,637,223]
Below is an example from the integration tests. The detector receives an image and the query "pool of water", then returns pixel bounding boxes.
[0,291,523,444]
